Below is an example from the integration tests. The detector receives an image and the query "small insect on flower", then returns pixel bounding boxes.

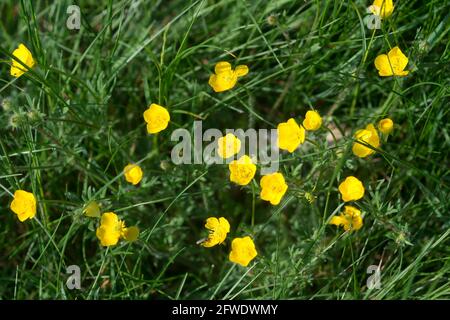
[10,190,37,222]
[352,124,380,158]
[338,176,365,202]
[123,163,143,185]
[229,236,258,267]
[208,61,249,93]
[229,155,257,186]
[199,217,230,248]
[10,43,36,78]
[374,46,409,77]
[303,110,322,131]
[96,212,139,247]
[369,0,394,18]
[83,201,101,218]
[329,206,363,231]
[277,118,306,153]
[143,103,170,134]
[217,133,242,159]
[260,172,288,205]
[378,118,394,134]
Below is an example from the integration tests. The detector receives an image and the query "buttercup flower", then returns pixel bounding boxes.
[123,163,143,185]
[96,212,139,246]
[277,118,305,153]
[208,61,249,92]
[83,201,101,218]
[370,0,394,18]
[218,133,241,159]
[352,124,380,158]
[378,118,394,134]
[303,110,322,131]
[10,190,36,222]
[11,44,36,78]
[330,206,363,231]
[260,172,288,205]
[374,47,409,77]
[229,155,257,186]
[338,176,365,202]
[229,236,258,267]
[201,217,230,247]
[143,103,170,134]
[123,226,140,242]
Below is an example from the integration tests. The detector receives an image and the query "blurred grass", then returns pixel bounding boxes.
[0,0,449,299]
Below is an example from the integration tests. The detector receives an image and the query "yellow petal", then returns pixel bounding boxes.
[215,61,232,74]
[374,54,393,76]
[123,226,139,242]
[235,65,249,77]
[100,212,119,227]
[329,216,345,227]
[387,46,409,75]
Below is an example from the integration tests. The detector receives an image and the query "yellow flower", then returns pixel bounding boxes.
[229,236,258,267]
[338,176,365,202]
[229,155,257,186]
[260,172,288,205]
[277,118,305,153]
[96,212,139,246]
[374,47,409,77]
[10,44,36,78]
[218,133,241,159]
[303,110,322,131]
[10,190,36,222]
[352,124,380,158]
[208,61,249,92]
[83,201,101,218]
[370,0,394,18]
[201,217,230,247]
[123,163,143,185]
[330,206,363,231]
[143,103,170,134]
[378,118,394,134]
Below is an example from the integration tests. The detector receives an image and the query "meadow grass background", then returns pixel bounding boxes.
[0,0,449,299]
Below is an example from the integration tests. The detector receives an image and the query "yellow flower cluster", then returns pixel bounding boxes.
[277,110,322,153]
[352,119,394,158]
[330,206,363,231]
[368,1,409,77]
[6,29,401,267]
[207,110,323,265]
[208,61,249,92]
[330,176,365,232]
[96,212,139,247]
[200,216,257,267]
